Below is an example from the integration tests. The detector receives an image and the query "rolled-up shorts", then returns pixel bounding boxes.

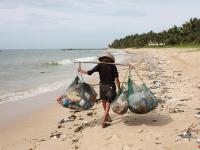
[100,84,116,103]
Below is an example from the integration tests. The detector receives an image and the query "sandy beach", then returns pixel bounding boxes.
[0,48,200,150]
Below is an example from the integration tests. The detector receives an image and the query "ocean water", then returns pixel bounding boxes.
[0,49,131,105]
[0,49,103,104]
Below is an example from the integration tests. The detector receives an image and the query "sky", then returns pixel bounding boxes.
[0,0,200,49]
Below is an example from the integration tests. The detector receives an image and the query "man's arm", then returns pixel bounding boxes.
[78,64,100,75]
[115,78,120,91]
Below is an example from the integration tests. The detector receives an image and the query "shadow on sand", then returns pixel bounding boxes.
[109,112,173,127]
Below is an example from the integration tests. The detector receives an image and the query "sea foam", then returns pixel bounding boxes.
[47,56,98,66]
[47,59,72,65]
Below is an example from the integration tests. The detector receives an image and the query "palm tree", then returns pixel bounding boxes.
[108,18,200,48]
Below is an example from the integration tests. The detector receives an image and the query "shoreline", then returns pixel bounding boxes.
[0,48,200,150]
[0,84,66,128]
[0,72,95,129]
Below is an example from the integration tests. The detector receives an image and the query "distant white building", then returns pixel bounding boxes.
[148,41,165,46]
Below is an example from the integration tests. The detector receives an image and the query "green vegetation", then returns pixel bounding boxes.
[109,18,200,49]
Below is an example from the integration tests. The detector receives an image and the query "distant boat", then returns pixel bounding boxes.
[61,49,73,51]
[61,48,107,51]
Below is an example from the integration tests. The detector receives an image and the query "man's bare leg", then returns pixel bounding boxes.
[102,102,111,128]
[102,100,112,122]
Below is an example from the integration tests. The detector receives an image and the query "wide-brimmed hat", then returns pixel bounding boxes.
[98,52,115,63]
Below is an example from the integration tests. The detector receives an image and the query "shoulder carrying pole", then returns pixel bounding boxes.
[75,61,145,83]
[74,61,130,66]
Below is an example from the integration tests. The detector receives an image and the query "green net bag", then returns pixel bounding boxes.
[128,78,158,114]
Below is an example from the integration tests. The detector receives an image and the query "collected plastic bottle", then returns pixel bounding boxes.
[79,99,86,107]
[62,98,71,107]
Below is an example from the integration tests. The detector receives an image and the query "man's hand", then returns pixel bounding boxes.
[78,67,81,72]
[78,67,87,74]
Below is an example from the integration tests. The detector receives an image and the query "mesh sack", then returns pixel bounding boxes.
[128,78,158,114]
[79,82,97,110]
[58,76,97,111]
[111,86,128,115]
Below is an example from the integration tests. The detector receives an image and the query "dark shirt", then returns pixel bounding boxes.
[87,63,118,85]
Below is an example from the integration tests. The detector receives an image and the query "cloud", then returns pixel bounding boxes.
[0,0,200,48]
[0,0,148,31]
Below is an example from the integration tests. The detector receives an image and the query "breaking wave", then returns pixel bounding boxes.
[47,56,98,65]
[47,59,72,65]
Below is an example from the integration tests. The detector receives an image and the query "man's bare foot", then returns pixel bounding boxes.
[106,116,112,122]
[102,122,111,128]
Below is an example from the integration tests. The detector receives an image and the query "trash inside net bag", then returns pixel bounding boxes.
[111,86,128,115]
[57,76,97,111]
[128,78,158,114]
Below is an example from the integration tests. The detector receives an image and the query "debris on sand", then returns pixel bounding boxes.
[137,129,144,133]
[195,112,200,118]
[68,115,77,120]
[121,144,133,150]
[50,132,66,141]
[196,138,200,143]
[72,137,79,143]
[50,131,62,139]
[79,117,84,120]
[86,112,94,117]
[196,83,200,89]
[58,115,77,124]
[179,131,192,139]
[75,125,84,132]
[58,124,65,129]
[70,110,80,114]
[155,141,162,145]
[168,108,184,113]
[58,118,66,124]
[152,119,158,122]
[177,124,199,141]
[74,121,91,132]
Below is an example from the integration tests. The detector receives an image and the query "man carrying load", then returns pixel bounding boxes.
[78,52,120,128]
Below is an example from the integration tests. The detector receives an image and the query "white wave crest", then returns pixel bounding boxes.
[111,51,133,64]
[74,56,97,62]
[47,56,97,65]
[47,59,72,65]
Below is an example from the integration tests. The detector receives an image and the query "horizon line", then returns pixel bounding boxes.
[0,48,108,50]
